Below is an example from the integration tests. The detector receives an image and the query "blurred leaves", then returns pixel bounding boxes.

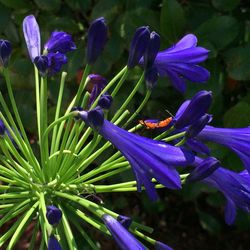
[199,211,222,234]
[212,0,240,12]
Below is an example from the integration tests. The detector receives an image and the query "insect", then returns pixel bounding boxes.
[139,117,173,129]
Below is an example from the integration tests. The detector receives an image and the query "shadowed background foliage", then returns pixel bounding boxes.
[0,0,250,249]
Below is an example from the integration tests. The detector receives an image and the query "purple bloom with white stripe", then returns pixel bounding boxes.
[198,126,250,173]
[102,214,146,250]
[144,34,210,93]
[202,167,250,225]
[79,108,194,200]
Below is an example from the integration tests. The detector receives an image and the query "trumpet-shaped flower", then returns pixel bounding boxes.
[202,167,250,225]
[79,108,194,200]
[145,34,210,93]
[102,214,146,250]
[198,126,250,173]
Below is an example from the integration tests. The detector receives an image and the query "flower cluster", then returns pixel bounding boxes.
[0,13,249,250]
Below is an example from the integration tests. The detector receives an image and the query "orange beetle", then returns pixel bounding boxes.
[139,117,173,129]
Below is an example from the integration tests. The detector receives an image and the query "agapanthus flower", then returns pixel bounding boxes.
[202,167,250,225]
[48,236,62,250]
[87,17,108,64]
[102,214,146,250]
[23,15,75,76]
[197,126,250,173]
[0,119,6,136]
[127,26,150,69]
[145,66,159,89]
[46,205,62,226]
[44,31,76,53]
[0,39,12,67]
[141,34,210,93]
[79,108,194,200]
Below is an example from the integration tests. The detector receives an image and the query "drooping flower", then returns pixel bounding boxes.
[142,34,210,93]
[47,52,67,76]
[34,55,49,76]
[127,26,150,69]
[102,214,146,250]
[197,126,250,173]
[0,39,12,67]
[202,167,250,225]
[44,31,76,54]
[48,236,62,250]
[87,17,108,64]
[23,15,41,61]
[79,108,194,200]
[174,90,212,129]
[46,205,62,226]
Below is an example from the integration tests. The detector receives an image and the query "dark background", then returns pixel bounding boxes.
[0,0,250,249]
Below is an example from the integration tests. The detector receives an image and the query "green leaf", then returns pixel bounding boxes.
[65,0,91,11]
[160,0,186,42]
[223,101,250,127]
[199,211,222,234]
[0,3,11,32]
[0,0,30,9]
[34,0,61,11]
[224,43,250,81]
[212,0,240,11]
[196,16,239,50]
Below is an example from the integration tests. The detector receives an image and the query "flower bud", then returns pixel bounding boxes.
[48,236,62,250]
[46,205,62,226]
[185,114,211,139]
[87,17,108,64]
[0,39,12,67]
[44,31,76,54]
[127,26,150,69]
[34,55,49,76]
[145,66,158,89]
[174,90,212,129]
[98,94,112,109]
[23,15,41,61]
[144,31,160,69]
[187,157,220,182]
[0,119,6,136]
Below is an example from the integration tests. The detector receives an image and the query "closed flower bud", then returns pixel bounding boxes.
[48,236,62,250]
[144,31,160,69]
[34,55,49,76]
[174,90,212,129]
[98,94,112,109]
[46,205,62,226]
[145,66,159,89]
[87,17,108,64]
[0,39,12,67]
[127,26,150,69]
[185,114,211,139]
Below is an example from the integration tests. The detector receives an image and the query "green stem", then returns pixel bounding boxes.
[163,131,186,142]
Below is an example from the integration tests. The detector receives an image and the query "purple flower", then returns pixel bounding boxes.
[147,34,210,93]
[23,15,41,61]
[0,119,6,136]
[155,241,173,250]
[102,214,146,250]
[47,52,67,76]
[34,55,49,76]
[0,39,12,67]
[46,205,62,226]
[48,236,62,250]
[98,94,112,109]
[127,26,150,69]
[143,31,160,69]
[79,108,194,200]
[87,74,108,106]
[198,126,250,173]
[145,66,159,89]
[174,90,212,129]
[87,17,108,64]
[44,31,76,54]
[202,167,250,225]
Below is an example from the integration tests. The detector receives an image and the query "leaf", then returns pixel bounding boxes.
[223,101,250,127]
[34,0,61,11]
[160,0,186,42]
[0,0,30,9]
[196,16,239,50]
[224,43,250,81]
[212,0,240,11]
[199,211,222,234]
[0,3,11,32]
[65,0,91,11]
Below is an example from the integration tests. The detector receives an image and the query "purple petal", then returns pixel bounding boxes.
[225,198,236,225]
[23,15,41,61]
[164,69,187,93]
